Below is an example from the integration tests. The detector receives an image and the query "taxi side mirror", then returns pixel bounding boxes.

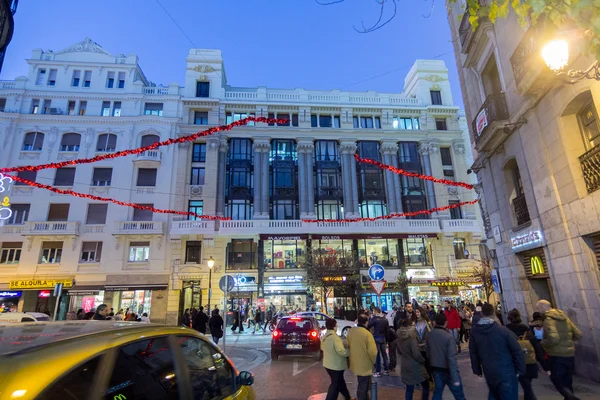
[238,370,254,386]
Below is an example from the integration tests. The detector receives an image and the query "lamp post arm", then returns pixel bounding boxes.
[557,60,600,84]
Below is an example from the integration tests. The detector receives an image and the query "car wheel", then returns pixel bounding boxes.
[341,327,350,338]
[271,351,279,361]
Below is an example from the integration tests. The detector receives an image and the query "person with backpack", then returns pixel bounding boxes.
[321,318,352,400]
[506,309,548,400]
[469,303,526,399]
[367,307,390,377]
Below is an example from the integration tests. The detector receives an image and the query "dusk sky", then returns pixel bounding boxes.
[2,0,463,106]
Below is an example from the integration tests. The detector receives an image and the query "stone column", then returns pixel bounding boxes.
[418,141,437,212]
[261,149,270,218]
[381,142,399,215]
[452,140,474,219]
[305,142,315,218]
[428,140,450,218]
[253,141,263,219]
[349,147,360,217]
[216,138,228,216]
[340,142,356,219]
[297,144,308,218]
[390,146,404,215]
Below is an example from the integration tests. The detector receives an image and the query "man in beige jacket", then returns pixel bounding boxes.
[347,313,378,400]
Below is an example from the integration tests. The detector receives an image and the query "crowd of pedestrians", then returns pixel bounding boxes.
[319,298,583,400]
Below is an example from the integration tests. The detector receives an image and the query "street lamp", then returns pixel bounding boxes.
[207,256,215,312]
[541,36,600,83]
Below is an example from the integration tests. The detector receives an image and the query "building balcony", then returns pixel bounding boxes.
[114,221,164,235]
[579,144,600,194]
[471,92,509,151]
[22,221,80,236]
[170,220,216,238]
[512,194,531,226]
[133,150,162,167]
[1,224,24,235]
[440,219,484,237]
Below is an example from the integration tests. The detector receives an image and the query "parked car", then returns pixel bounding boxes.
[0,321,255,399]
[0,312,51,323]
[271,316,323,361]
[296,311,356,337]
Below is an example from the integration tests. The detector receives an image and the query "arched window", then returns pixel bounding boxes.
[22,132,44,151]
[503,159,530,226]
[96,134,117,152]
[140,134,160,147]
[60,133,81,152]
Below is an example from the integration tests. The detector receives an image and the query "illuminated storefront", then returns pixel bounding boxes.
[263,274,307,311]
[8,278,74,318]
[261,234,308,269]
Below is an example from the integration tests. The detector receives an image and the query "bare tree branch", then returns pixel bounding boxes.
[315,0,345,5]
[353,0,398,33]
[422,0,435,18]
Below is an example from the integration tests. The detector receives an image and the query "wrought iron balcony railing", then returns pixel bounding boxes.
[471,92,509,144]
[579,144,600,194]
[512,193,531,226]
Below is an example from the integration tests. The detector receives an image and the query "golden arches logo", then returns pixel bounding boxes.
[531,256,545,275]
[113,394,127,400]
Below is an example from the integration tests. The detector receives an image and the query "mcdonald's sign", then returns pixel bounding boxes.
[113,394,127,400]
[530,256,545,275]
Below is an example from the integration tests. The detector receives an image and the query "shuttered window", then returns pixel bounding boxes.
[136,169,157,187]
[47,204,70,221]
[54,168,76,186]
[522,249,548,278]
[133,204,153,221]
[86,204,108,224]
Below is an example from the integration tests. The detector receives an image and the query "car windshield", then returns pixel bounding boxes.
[278,319,313,332]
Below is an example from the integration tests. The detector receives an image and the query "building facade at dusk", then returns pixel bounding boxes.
[0,39,483,325]
[447,0,600,380]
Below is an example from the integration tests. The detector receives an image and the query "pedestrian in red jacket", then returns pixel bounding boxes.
[444,301,462,353]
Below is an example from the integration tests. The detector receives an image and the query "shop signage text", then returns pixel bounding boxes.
[260,234,307,240]
[406,269,435,279]
[234,276,256,285]
[267,275,303,284]
[9,279,74,290]
[511,230,543,252]
[0,291,21,297]
[312,233,438,240]
[476,108,488,136]
[323,276,347,282]
[431,281,465,287]
[38,290,51,298]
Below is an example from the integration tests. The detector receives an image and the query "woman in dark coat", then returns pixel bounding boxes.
[397,318,429,400]
[506,309,549,400]
[209,308,224,345]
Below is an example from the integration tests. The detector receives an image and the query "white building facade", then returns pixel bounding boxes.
[0,39,484,324]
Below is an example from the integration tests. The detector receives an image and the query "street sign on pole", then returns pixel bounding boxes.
[370,280,387,296]
[368,264,385,281]
[222,283,228,353]
[219,275,235,292]
[52,283,63,321]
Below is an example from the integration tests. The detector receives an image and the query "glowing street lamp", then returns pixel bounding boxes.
[207,256,215,312]
[541,36,600,83]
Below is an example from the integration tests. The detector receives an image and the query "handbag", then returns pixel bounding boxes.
[518,334,537,364]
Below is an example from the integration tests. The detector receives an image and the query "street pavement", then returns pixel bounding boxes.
[221,329,600,400]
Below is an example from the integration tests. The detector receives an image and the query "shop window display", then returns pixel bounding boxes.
[69,291,105,313]
[357,239,399,268]
[264,240,306,269]
[404,238,431,266]
[120,290,152,316]
[314,239,353,258]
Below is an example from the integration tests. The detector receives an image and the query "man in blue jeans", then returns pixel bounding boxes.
[367,307,389,377]
[425,313,465,400]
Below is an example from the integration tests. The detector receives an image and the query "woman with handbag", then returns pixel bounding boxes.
[209,308,224,345]
[321,318,354,400]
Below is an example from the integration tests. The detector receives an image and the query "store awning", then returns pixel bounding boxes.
[312,233,438,240]
[259,234,309,240]
[67,285,104,296]
[104,284,168,292]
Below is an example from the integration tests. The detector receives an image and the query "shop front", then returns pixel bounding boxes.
[0,290,21,312]
[67,285,105,313]
[8,278,74,319]
[260,234,308,269]
[263,273,307,311]
[510,230,554,305]
[103,274,169,323]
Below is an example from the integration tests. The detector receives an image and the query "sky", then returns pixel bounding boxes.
[1,0,463,107]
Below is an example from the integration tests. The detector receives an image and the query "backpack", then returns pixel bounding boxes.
[518,334,537,364]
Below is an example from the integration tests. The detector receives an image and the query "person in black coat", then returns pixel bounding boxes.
[209,308,224,345]
[469,304,526,399]
[506,309,549,400]
[193,306,209,334]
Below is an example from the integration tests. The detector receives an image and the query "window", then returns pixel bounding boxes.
[430,90,442,105]
[106,71,115,88]
[188,200,203,220]
[47,69,57,86]
[190,167,205,185]
[274,113,298,127]
[435,118,447,131]
[54,168,76,186]
[78,100,87,115]
[40,241,63,264]
[96,133,117,152]
[270,139,297,162]
[404,238,430,265]
[83,70,92,87]
[225,112,256,126]
[80,242,102,262]
[449,200,463,219]
[271,199,297,220]
[31,99,40,114]
[107,337,177,399]
[192,143,206,162]
[185,241,202,263]
[359,200,387,219]
[86,204,108,224]
[314,140,338,162]
[128,242,150,262]
[358,141,380,161]
[117,72,125,88]
[23,132,44,151]
[0,242,22,264]
[578,101,600,149]
[67,101,76,115]
[36,68,47,85]
[178,336,235,399]
[112,101,121,117]
[194,111,209,125]
[136,168,157,186]
[36,356,100,400]
[227,239,255,270]
[316,200,343,220]
[196,81,210,97]
[92,168,112,186]
[141,134,160,147]
[393,117,420,130]
[454,238,468,259]
[71,70,81,87]
[0,98,5,112]
[42,99,52,114]
[360,116,374,129]
[317,169,340,190]
[60,133,81,152]
[357,238,399,268]
[6,204,29,224]
[440,148,455,181]
[226,199,253,220]
[133,205,153,221]
[228,138,253,161]
[375,117,381,129]
[47,204,70,221]
[101,101,111,116]
[144,103,163,116]
[15,170,36,185]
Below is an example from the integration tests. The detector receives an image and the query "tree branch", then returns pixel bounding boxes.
[353,0,398,33]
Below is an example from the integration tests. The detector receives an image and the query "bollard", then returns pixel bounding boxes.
[371,379,378,400]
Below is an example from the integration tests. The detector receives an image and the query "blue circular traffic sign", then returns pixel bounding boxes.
[368,264,385,281]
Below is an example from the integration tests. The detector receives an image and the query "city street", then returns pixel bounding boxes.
[222,330,600,400]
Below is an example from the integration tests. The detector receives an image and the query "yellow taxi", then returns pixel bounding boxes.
[0,321,256,400]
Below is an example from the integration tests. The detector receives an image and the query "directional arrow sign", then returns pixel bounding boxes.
[370,280,387,296]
